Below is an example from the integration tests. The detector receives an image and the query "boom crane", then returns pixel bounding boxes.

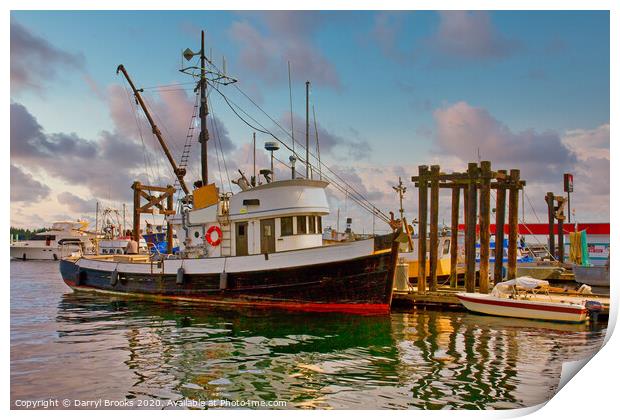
[116,64,190,195]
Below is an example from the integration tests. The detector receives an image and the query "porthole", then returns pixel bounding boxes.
[194,231,200,238]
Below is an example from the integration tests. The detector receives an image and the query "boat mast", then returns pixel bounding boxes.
[199,31,209,186]
[116,65,190,195]
[305,81,310,179]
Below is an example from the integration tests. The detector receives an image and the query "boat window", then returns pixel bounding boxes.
[194,231,200,238]
[238,224,245,236]
[309,216,316,234]
[281,217,293,236]
[297,216,307,234]
[317,216,322,233]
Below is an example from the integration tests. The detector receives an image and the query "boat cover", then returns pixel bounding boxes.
[491,277,549,297]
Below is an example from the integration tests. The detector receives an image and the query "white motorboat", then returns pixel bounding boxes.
[457,277,601,323]
[10,220,93,260]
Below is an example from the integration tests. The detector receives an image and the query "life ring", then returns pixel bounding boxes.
[205,225,222,247]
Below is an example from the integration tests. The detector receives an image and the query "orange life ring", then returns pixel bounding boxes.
[205,225,222,246]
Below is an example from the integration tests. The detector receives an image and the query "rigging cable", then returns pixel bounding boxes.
[209,83,391,224]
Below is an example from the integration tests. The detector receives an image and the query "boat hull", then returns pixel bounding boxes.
[456,293,588,323]
[573,264,609,287]
[10,245,80,261]
[59,239,398,315]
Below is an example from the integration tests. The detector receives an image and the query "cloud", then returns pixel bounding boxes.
[428,11,518,61]
[229,12,340,88]
[433,101,576,181]
[10,22,84,93]
[428,101,608,222]
[371,12,409,62]
[10,164,51,202]
[11,101,149,202]
[57,191,98,213]
[562,123,609,160]
[278,112,371,161]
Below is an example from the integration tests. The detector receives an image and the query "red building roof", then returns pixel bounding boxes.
[457,223,609,235]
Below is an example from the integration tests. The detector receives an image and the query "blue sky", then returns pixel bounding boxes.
[10,10,610,229]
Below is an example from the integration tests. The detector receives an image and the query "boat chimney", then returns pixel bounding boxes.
[289,155,297,179]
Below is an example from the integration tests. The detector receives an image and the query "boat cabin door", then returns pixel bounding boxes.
[235,222,248,256]
[260,218,276,254]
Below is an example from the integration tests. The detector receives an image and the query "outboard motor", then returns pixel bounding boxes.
[585,300,603,322]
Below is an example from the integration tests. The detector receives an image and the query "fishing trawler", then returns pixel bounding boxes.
[59,32,400,314]
[11,220,92,260]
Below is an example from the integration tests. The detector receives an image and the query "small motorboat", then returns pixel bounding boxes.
[457,277,601,323]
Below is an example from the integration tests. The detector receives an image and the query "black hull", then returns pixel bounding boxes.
[59,243,398,314]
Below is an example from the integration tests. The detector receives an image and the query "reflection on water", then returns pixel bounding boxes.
[11,261,606,409]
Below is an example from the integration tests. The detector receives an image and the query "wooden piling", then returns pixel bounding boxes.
[479,161,491,293]
[494,170,507,283]
[545,192,556,260]
[417,165,428,294]
[558,209,565,263]
[132,181,141,242]
[449,186,460,288]
[429,165,440,292]
[507,170,520,279]
[166,186,174,254]
[465,163,478,292]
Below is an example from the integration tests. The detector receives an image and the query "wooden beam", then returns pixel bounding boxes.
[415,181,526,188]
[507,169,521,279]
[417,165,429,294]
[479,161,491,294]
[429,165,440,292]
[450,186,460,288]
[494,170,507,283]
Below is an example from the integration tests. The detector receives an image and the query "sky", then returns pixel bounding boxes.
[9,10,610,232]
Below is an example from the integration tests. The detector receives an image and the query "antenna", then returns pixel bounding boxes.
[264,141,280,182]
[180,31,238,188]
[253,132,256,184]
[312,105,321,180]
[288,61,295,154]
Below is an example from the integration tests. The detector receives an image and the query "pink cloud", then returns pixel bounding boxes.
[229,13,340,89]
[429,11,518,60]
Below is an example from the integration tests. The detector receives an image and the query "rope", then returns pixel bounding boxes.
[208,96,233,192]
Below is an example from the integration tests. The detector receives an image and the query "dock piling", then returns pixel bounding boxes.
[479,161,491,294]
[507,170,521,279]
[429,165,440,292]
[494,170,507,283]
[417,165,429,294]
[449,186,460,288]
[465,163,479,292]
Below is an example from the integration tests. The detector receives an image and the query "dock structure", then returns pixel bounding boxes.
[412,161,526,294]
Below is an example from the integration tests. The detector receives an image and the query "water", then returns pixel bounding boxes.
[11,260,606,409]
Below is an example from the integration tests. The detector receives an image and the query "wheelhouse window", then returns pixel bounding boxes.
[317,216,322,233]
[280,217,293,236]
[296,216,307,234]
[308,216,316,234]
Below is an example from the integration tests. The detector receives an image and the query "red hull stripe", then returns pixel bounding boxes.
[65,281,390,315]
[458,294,586,315]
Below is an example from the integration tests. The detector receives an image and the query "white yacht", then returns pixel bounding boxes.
[11,221,92,261]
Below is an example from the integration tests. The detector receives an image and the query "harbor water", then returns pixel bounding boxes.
[11,260,606,409]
